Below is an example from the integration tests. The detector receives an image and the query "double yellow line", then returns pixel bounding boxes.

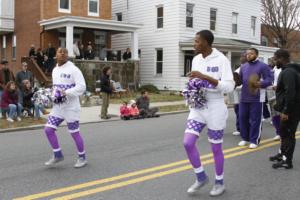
[15,132,300,200]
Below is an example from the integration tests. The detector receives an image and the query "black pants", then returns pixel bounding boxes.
[279,115,299,162]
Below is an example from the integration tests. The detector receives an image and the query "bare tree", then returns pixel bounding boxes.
[261,0,300,49]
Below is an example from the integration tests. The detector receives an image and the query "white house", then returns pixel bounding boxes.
[112,0,277,90]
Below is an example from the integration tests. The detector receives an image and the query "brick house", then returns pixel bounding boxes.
[261,24,300,62]
[0,0,140,73]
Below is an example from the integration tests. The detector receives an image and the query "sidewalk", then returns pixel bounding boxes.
[80,100,186,123]
[0,101,187,133]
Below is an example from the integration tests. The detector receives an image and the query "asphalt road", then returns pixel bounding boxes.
[0,110,299,200]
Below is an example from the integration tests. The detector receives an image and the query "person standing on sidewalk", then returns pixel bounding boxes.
[100,66,113,119]
[238,48,273,149]
[44,48,87,168]
[183,30,235,197]
[270,49,300,169]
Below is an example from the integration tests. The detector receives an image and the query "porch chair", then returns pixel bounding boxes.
[112,81,128,98]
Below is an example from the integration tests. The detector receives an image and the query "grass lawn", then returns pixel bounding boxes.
[158,104,188,113]
[0,118,46,130]
[109,92,184,104]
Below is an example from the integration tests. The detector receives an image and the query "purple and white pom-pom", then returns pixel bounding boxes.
[52,88,67,104]
[183,78,207,109]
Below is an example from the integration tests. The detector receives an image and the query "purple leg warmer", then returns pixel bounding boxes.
[183,133,207,182]
[71,132,85,159]
[44,127,63,158]
[211,143,224,185]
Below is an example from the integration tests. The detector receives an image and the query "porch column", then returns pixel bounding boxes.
[131,31,139,60]
[226,51,232,64]
[66,24,74,57]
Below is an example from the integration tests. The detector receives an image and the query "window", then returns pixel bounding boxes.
[186,3,194,28]
[261,35,268,46]
[59,0,71,13]
[251,16,256,36]
[12,35,16,60]
[156,49,163,75]
[88,0,99,16]
[157,6,164,29]
[1,35,6,59]
[210,8,217,31]
[232,12,238,34]
[116,13,122,21]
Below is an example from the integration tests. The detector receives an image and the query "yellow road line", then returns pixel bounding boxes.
[14,132,300,200]
[53,136,300,200]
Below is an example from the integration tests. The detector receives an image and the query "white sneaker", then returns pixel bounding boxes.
[17,117,22,122]
[187,178,209,194]
[232,131,240,136]
[74,158,87,168]
[45,156,64,166]
[238,141,247,146]
[249,143,258,149]
[273,135,280,141]
[210,184,225,196]
[7,118,14,123]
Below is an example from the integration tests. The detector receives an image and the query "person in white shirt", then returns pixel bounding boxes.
[268,59,282,141]
[73,41,80,59]
[44,48,87,168]
[231,53,247,136]
[183,30,234,197]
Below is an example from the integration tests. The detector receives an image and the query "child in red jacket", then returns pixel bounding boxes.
[120,101,130,120]
[129,100,140,119]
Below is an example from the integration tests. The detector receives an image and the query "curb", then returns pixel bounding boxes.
[0,110,189,134]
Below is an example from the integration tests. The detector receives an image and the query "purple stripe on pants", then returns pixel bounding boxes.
[239,102,263,144]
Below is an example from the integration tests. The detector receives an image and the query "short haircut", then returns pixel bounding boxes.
[102,66,111,75]
[274,49,290,62]
[196,30,214,46]
[248,48,259,55]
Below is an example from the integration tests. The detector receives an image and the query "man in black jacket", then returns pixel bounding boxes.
[270,49,300,169]
[100,67,113,119]
[136,90,159,118]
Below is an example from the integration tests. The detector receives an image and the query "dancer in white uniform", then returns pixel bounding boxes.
[44,48,87,168]
[183,30,234,196]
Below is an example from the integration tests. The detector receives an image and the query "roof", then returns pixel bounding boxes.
[39,16,142,33]
[179,37,259,51]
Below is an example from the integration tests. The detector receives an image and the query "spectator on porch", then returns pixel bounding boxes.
[79,44,85,60]
[16,62,34,104]
[85,45,95,60]
[0,81,23,122]
[36,48,45,71]
[73,41,80,59]
[44,43,56,72]
[123,48,132,61]
[29,44,36,58]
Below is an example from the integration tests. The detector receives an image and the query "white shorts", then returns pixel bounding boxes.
[45,105,81,132]
[185,99,228,143]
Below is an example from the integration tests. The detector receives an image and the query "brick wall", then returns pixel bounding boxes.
[14,0,41,73]
[42,0,112,20]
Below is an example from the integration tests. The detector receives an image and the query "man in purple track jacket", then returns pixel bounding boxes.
[238,48,273,149]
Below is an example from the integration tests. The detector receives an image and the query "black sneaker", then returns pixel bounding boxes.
[272,160,293,169]
[269,153,282,162]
